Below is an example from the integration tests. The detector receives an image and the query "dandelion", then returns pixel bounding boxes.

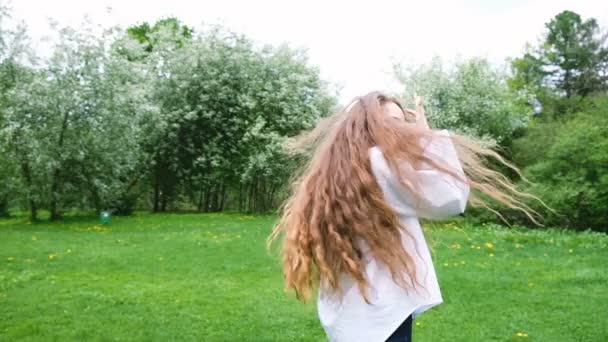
[516,332,529,337]
[485,242,494,248]
[476,246,481,250]
[488,253,494,257]
[415,322,423,327]
[48,253,58,260]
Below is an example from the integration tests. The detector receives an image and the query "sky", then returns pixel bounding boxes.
[8,0,608,103]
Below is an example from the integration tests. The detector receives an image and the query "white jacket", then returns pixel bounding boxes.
[317,129,470,342]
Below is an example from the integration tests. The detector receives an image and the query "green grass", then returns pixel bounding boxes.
[0,212,606,341]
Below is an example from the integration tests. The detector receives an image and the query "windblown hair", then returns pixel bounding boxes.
[267,91,544,303]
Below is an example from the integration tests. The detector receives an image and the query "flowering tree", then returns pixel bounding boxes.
[1,11,335,217]
[0,3,36,217]
[394,57,534,145]
[2,21,151,219]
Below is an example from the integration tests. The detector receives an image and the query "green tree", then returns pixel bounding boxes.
[512,96,608,231]
[3,22,151,220]
[144,27,335,212]
[395,57,533,145]
[511,10,608,99]
[126,17,192,55]
[0,2,35,218]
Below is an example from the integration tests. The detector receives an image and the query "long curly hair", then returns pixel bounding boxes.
[267,91,544,303]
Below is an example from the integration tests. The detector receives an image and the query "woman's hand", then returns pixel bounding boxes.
[408,96,432,171]
[403,95,430,130]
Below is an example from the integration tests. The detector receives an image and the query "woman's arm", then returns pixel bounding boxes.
[370,131,470,220]
[408,129,470,219]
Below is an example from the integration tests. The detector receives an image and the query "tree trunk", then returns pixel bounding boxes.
[238,183,244,211]
[269,186,276,212]
[219,183,226,211]
[197,188,204,212]
[49,109,70,221]
[160,186,167,212]
[19,160,38,221]
[153,178,160,212]
[203,185,210,213]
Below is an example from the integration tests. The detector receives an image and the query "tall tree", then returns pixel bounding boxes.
[122,18,194,211]
[3,22,151,220]
[143,27,335,212]
[511,10,608,98]
[0,2,36,218]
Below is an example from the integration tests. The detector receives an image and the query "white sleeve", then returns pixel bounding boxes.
[369,129,470,220]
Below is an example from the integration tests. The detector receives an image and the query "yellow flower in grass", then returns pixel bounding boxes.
[48,253,58,260]
[485,242,494,248]
[516,332,529,337]
[488,253,494,257]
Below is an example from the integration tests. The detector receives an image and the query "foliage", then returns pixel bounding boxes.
[0,9,336,218]
[0,2,33,217]
[1,21,151,219]
[127,17,193,54]
[395,57,534,145]
[504,10,608,232]
[1,5,606,232]
[510,10,608,99]
[135,26,335,212]
[512,96,608,231]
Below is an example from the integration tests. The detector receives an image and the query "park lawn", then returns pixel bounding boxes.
[0,212,606,341]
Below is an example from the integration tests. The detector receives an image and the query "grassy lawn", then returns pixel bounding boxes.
[1,212,606,341]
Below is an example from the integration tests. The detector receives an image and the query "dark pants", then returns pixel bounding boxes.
[385,314,413,342]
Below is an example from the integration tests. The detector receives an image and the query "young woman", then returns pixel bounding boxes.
[268,91,540,342]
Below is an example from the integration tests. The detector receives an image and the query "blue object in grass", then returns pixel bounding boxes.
[100,210,112,225]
